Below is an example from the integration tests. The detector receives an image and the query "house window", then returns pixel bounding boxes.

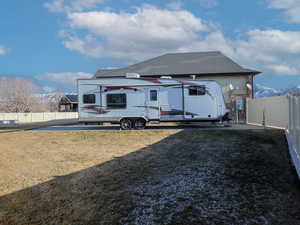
[107,94,126,109]
[83,94,95,104]
[150,90,158,101]
[189,86,206,96]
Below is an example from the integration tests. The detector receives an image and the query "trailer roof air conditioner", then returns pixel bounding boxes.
[160,76,172,79]
[126,73,140,78]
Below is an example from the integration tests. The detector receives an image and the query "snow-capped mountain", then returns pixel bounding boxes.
[254,84,300,98]
[254,84,281,98]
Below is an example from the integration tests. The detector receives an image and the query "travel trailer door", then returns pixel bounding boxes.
[146,88,160,120]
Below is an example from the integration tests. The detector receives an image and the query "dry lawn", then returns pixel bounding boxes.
[0,130,178,196]
[0,129,300,225]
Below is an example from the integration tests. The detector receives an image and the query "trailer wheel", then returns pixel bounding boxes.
[120,118,133,130]
[133,118,146,130]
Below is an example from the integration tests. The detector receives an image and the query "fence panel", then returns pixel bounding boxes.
[246,96,289,129]
[247,95,300,179]
[286,96,300,179]
[0,112,78,123]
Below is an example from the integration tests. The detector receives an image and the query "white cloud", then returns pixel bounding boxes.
[232,29,300,74]
[41,86,59,93]
[44,0,105,13]
[178,31,235,56]
[235,29,300,60]
[36,72,93,88]
[64,5,209,61]
[52,4,300,76]
[68,5,207,40]
[167,1,184,10]
[268,0,300,23]
[268,0,296,8]
[0,45,7,55]
[62,34,104,58]
[198,0,218,8]
[175,28,300,76]
[266,64,299,75]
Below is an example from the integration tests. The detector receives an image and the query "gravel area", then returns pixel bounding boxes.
[0,129,300,225]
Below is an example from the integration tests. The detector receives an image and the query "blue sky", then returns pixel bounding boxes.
[1,0,300,91]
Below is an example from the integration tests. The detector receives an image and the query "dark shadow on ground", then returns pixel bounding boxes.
[0,130,300,225]
[35,123,265,131]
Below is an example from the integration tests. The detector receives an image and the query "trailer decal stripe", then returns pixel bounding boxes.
[179,81,199,86]
[81,105,110,114]
[135,106,160,110]
[81,105,101,109]
[138,78,161,83]
[134,106,198,116]
[160,109,198,116]
[104,86,138,92]
[88,110,110,114]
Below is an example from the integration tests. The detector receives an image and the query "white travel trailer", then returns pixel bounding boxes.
[77,77,229,129]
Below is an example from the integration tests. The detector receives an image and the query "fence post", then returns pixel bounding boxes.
[289,96,294,136]
[262,109,266,128]
[292,96,296,139]
[291,97,295,140]
[246,98,250,124]
[296,97,300,157]
[288,95,291,131]
[295,98,299,141]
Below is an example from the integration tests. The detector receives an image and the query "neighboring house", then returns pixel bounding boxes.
[95,51,261,121]
[59,94,78,112]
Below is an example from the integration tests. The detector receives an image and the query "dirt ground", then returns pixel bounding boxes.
[0,129,300,225]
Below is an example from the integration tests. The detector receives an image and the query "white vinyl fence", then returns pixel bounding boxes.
[286,96,300,179]
[247,95,300,179]
[246,96,289,129]
[0,112,78,123]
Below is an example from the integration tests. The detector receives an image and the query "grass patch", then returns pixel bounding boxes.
[1,129,300,225]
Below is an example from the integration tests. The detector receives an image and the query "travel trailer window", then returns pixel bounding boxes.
[83,94,96,104]
[189,86,206,96]
[107,94,126,109]
[150,90,158,101]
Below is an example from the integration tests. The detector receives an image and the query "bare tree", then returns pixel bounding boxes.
[0,76,73,113]
[41,91,64,112]
[0,77,39,113]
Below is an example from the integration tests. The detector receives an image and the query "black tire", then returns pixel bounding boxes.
[133,118,146,130]
[120,118,133,130]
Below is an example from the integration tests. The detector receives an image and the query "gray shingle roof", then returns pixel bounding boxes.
[65,94,78,103]
[95,51,261,78]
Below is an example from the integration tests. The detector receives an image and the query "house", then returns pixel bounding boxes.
[95,51,261,121]
[59,94,78,112]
